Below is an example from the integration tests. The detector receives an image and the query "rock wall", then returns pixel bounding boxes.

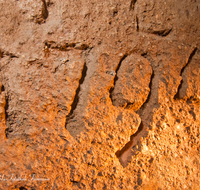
[0,0,200,189]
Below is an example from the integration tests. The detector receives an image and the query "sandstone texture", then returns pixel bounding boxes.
[0,0,200,189]
[111,54,152,110]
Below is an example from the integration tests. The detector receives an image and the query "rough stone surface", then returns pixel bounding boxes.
[0,0,200,189]
[111,54,152,110]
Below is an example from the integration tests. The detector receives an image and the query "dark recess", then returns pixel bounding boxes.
[1,85,11,138]
[115,58,158,167]
[19,187,28,190]
[41,0,48,19]
[137,170,143,186]
[151,28,172,37]
[131,121,144,139]
[189,110,196,120]
[1,85,5,92]
[5,96,9,123]
[65,62,87,126]
[174,47,197,99]
[136,16,139,31]
[109,54,127,103]
[4,94,11,138]
[0,49,3,58]
[138,70,154,111]
[126,70,154,110]
[115,122,144,159]
[71,180,79,184]
[130,0,137,10]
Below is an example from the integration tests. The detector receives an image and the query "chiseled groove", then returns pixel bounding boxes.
[115,122,144,164]
[150,28,172,37]
[65,62,87,126]
[136,15,139,31]
[4,91,10,139]
[41,0,48,19]
[130,0,137,10]
[109,54,128,103]
[174,47,197,99]
[116,47,198,167]
[115,57,157,167]
[125,70,154,110]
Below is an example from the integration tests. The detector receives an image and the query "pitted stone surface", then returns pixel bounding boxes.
[111,54,152,110]
[0,0,199,189]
